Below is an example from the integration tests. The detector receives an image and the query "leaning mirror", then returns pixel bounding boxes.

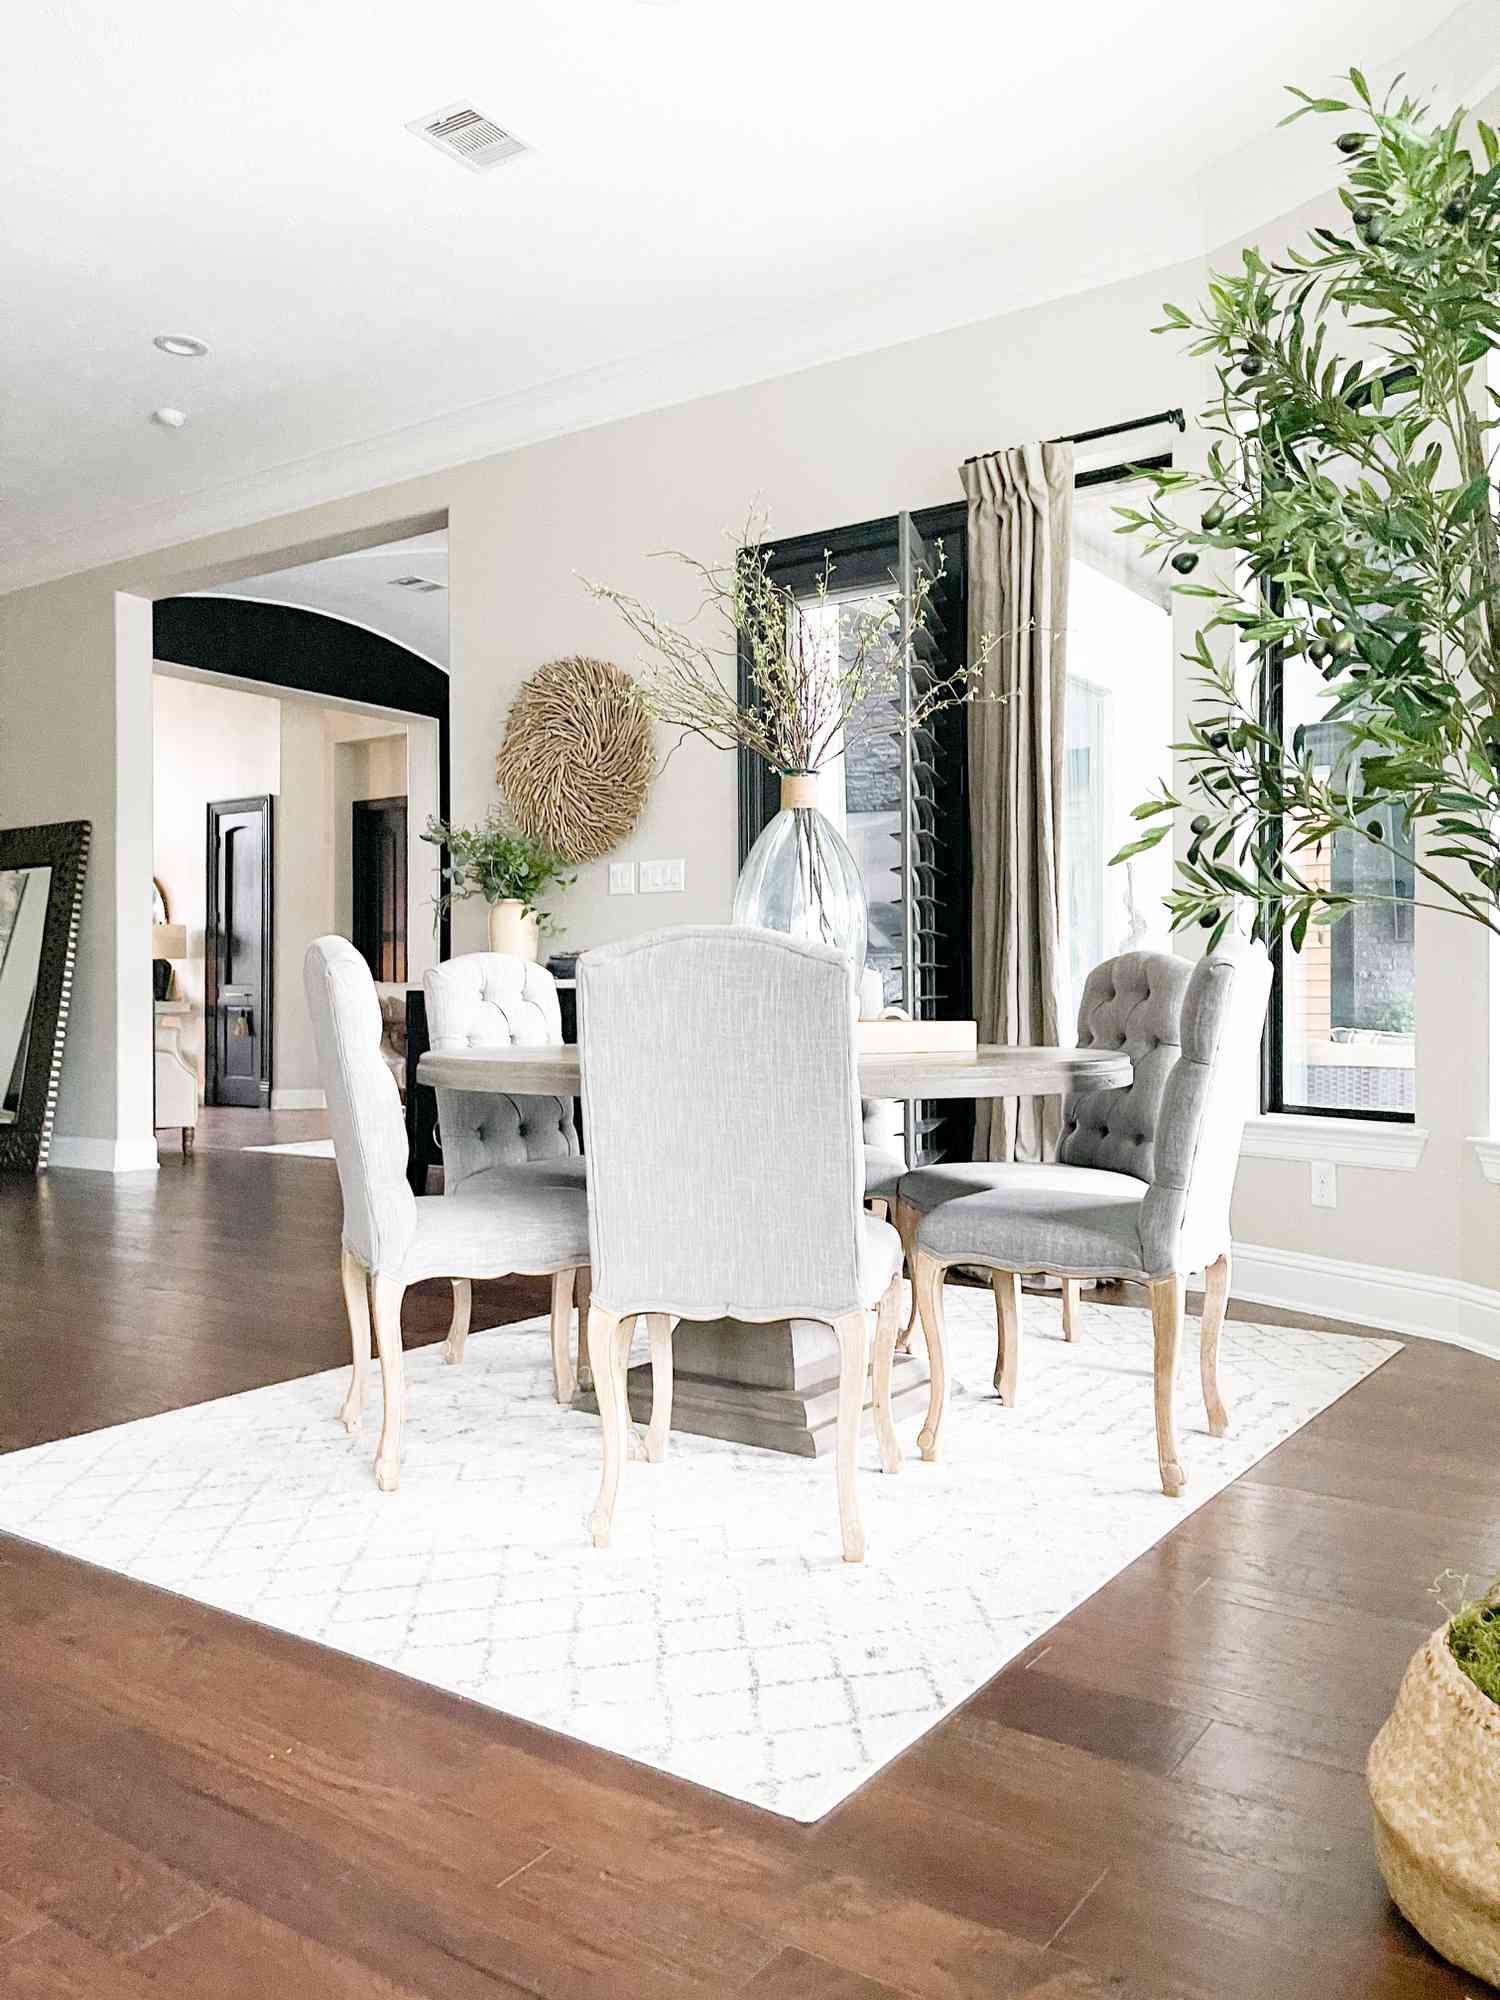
[0,821,91,1172]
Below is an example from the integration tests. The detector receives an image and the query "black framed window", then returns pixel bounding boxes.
[1260,643,1415,1121]
[736,506,972,1159]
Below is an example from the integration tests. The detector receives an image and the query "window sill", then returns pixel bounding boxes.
[1240,1114,1428,1172]
[1469,1137,1500,1186]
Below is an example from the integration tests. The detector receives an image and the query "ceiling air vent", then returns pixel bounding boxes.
[390,574,446,594]
[407,102,528,173]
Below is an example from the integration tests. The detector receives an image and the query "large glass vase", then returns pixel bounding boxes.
[732,772,867,971]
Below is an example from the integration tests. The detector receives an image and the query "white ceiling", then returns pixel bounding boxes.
[194,530,450,667]
[3,0,1492,592]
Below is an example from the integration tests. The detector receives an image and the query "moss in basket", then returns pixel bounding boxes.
[1435,1573,1500,1705]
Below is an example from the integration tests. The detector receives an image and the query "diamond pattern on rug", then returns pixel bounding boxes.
[0,1290,1396,1820]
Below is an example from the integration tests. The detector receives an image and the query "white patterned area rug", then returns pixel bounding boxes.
[0,1293,1396,1822]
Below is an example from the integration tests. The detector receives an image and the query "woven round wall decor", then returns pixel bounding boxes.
[496,655,654,864]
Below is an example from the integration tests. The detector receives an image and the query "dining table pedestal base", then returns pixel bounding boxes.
[572,1315,931,1457]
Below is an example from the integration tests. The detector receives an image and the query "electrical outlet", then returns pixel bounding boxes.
[608,861,636,895]
[1310,1160,1337,1208]
[639,858,685,894]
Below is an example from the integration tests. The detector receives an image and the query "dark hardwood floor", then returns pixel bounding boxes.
[1,1124,1497,1998]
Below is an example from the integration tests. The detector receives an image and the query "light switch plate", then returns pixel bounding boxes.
[639,858,685,894]
[1310,1160,1337,1208]
[608,861,636,895]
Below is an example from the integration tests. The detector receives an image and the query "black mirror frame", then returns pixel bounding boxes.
[0,819,91,1173]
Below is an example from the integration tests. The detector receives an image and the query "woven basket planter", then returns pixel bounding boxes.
[1367,1619,1500,1984]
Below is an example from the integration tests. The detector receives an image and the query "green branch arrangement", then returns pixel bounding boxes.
[583,513,995,776]
[420,811,575,934]
[1114,69,1500,951]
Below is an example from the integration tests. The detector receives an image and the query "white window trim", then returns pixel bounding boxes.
[1240,1112,1428,1172]
[1469,1136,1500,1185]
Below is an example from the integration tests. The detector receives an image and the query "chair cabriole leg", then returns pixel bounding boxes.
[893,1197,921,1351]
[370,1272,407,1492]
[872,1276,902,1474]
[1060,1277,1081,1343]
[1200,1249,1232,1437]
[588,1305,632,1547]
[1150,1272,1187,1497]
[912,1250,948,1463]
[338,1246,371,1435]
[575,1265,594,1392]
[445,1278,472,1366]
[550,1268,578,1405]
[991,1269,1022,1406]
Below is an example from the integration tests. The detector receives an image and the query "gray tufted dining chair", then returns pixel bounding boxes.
[577,926,904,1563]
[901,942,1271,1496]
[424,952,590,1394]
[306,938,591,1489]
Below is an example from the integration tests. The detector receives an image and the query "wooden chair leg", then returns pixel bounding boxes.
[832,1311,869,1563]
[575,1266,594,1393]
[370,1273,407,1493]
[444,1278,472,1366]
[644,1313,673,1462]
[868,1197,890,1222]
[912,1250,949,1463]
[991,1270,1022,1407]
[1150,1273,1187,1497]
[1200,1250,1232,1437]
[893,1196,921,1352]
[1060,1277,1082,1344]
[338,1247,370,1435]
[872,1276,902,1474]
[550,1269,578,1405]
[588,1305,633,1547]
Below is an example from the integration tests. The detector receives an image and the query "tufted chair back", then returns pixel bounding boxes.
[304,936,417,1274]
[1140,938,1271,1275]
[423,953,580,1189]
[1058,950,1192,1184]
[578,926,867,1320]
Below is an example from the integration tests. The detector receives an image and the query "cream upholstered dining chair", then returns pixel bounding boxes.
[423,951,589,1392]
[902,941,1271,1497]
[576,926,905,1563]
[304,937,590,1490]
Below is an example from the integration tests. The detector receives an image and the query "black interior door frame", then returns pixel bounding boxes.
[352,796,409,983]
[204,794,274,1110]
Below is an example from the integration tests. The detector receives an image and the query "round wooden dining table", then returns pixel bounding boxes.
[417,1042,1133,1455]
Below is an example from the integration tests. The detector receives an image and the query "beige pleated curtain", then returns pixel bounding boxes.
[962,441,1073,1162]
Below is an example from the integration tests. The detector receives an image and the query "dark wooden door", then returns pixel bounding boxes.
[351,797,407,983]
[205,796,273,1109]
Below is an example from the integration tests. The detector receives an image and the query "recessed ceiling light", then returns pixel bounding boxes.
[390,574,445,593]
[151,407,188,429]
[153,334,209,358]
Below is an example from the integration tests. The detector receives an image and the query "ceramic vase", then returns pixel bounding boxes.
[487,898,539,962]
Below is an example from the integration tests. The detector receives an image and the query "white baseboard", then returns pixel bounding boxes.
[270,1089,326,1111]
[1234,1241,1500,1361]
[46,1136,161,1174]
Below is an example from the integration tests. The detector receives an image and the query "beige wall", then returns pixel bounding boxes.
[273,700,335,1102]
[4,218,1498,1321]
[152,672,281,1085]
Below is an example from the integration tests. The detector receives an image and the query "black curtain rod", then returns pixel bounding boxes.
[963,407,1186,467]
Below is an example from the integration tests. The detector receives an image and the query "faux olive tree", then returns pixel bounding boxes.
[1117,71,1500,951]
